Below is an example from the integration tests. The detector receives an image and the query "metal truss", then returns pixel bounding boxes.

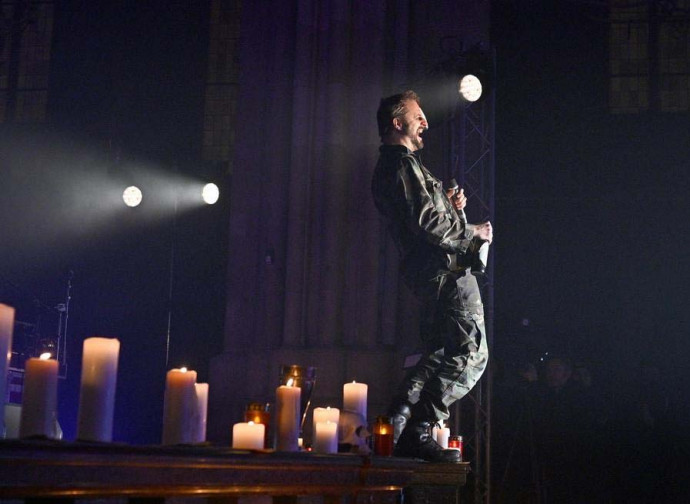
[448,51,496,504]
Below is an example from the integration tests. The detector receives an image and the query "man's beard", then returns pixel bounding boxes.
[404,122,424,150]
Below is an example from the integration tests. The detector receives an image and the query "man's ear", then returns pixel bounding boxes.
[392,118,403,131]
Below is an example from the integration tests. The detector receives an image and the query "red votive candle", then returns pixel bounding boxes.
[448,435,463,461]
[373,415,394,456]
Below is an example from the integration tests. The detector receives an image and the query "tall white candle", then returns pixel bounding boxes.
[0,304,15,438]
[194,382,209,443]
[343,381,368,421]
[77,337,120,442]
[162,367,198,445]
[19,354,58,438]
[313,420,338,454]
[313,406,340,425]
[275,379,301,451]
[232,421,265,450]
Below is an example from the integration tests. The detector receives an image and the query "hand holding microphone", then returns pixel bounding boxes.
[447,178,491,276]
[447,178,467,219]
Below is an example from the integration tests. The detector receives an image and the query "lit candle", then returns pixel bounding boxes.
[313,406,340,425]
[232,421,265,450]
[194,383,209,443]
[19,353,58,438]
[448,435,463,460]
[373,415,394,456]
[436,425,450,449]
[0,304,15,437]
[275,378,301,451]
[244,402,270,448]
[343,381,367,420]
[313,420,338,454]
[77,337,120,442]
[162,367,198,445]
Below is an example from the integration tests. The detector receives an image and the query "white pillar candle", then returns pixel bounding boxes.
[194,382,209,443]
[162,367,198,445]
[313,406,340,425]
[232,421,265,450]
[436,426,450,449]
[275,379,301,451]
[77,337,120,442]
[0,304,15,438]
[343,381,368,421]
[19,354,58,438]
[313,420,338,454]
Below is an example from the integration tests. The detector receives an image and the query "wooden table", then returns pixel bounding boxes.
[0,440,469,504]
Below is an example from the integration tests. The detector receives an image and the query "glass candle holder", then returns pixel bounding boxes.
[373,415,394,456]
[449,435,463,461]
[244,402,271,448]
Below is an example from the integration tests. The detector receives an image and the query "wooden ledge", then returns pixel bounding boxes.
[0,439,469,501]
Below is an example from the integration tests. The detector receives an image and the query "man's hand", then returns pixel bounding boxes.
[474,221,493,244]
[445,187,467,212]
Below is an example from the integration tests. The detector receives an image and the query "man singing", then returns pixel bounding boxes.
[371,91,492,462]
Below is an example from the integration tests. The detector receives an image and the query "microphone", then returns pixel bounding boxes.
[448,178,489,276]
[449,178,467,222]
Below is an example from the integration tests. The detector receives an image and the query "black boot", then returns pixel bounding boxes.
[387,400,411,445]
[393,419,461,463]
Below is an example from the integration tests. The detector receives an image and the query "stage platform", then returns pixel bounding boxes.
[0,439,470,504]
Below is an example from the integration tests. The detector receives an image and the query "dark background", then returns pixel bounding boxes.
[1,0,688,456]
[492,0,689,401]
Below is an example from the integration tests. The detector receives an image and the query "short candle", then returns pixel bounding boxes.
[232,421,265,450]
[313,420,338,454]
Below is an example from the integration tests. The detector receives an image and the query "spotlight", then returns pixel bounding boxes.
[122,186,143,207]
[202,183,220,205]
[458,74,483,102]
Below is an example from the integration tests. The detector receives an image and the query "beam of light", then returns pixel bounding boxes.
[122,186,143,207]
[458,74,483,102]
[0,129,224,276]
[201,183,220,205]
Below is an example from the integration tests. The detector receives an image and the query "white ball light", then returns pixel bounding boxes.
[122,186,143,207]
[202,183,220,205]
[458,74,483,102]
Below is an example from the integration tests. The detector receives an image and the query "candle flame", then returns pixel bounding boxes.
[180,367,188,373]
[39,352,52,360]
[248,421,254,425]
[286,378,294,387]
[352,380,356,383]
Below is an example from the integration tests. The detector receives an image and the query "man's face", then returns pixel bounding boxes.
[397,100,428,151]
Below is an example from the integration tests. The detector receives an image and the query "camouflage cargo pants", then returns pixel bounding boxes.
[394,269,489,422]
